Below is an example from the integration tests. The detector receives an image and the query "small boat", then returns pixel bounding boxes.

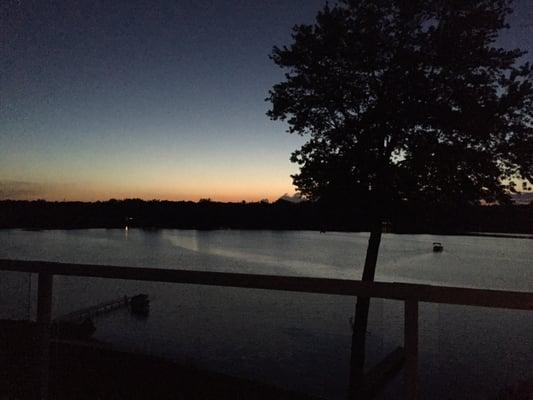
[433,242,443,252]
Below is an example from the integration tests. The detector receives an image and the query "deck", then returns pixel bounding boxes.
[0,258,532,400]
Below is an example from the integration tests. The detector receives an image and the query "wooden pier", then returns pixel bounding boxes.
[55,296,130,323]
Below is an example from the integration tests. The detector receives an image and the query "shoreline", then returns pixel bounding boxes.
[1,226,532,239]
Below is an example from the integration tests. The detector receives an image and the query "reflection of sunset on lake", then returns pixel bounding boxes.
[1,1,532,400]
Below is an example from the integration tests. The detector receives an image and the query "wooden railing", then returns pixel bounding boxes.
[1,258,532,400]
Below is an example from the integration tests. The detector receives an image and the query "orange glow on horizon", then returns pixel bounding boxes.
[0,178,297,203]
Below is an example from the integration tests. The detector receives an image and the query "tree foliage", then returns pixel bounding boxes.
[268,0,533,212]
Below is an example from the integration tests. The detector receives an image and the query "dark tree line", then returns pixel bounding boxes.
[0,199,531,234]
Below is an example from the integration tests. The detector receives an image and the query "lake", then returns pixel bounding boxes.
[0,229,532,399]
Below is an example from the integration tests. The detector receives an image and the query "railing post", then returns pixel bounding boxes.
[404,300,419,400]
[37,273,53,400]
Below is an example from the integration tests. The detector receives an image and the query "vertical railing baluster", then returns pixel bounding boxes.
[404,300,419,400]
[36,273,53,400]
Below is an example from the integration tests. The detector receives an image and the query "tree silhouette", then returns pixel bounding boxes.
[267,0,532,396]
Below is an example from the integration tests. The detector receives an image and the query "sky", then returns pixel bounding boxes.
[1,0,532,202]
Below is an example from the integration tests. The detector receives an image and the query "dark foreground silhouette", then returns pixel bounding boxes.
[0,320,320,400]
[0,199,532,234]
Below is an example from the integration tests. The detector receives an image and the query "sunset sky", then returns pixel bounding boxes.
[1,0,532,202]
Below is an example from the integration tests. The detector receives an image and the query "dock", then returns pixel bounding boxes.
[55,295,146,323]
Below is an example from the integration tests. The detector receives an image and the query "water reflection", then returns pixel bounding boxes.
[0,229,531,399]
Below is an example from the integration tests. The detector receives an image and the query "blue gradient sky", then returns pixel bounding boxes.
[1,0,532,201]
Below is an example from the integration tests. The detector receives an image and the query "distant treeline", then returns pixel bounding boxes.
[0,199,531,234]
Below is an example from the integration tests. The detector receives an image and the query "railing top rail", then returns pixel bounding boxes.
[1,259,532,311]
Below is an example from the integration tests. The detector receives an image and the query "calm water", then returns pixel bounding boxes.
[0,229,532,399]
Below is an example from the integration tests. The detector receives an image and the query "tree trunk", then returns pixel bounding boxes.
[349,220,382,398]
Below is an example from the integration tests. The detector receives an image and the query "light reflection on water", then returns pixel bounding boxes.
[0,229,531,399]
